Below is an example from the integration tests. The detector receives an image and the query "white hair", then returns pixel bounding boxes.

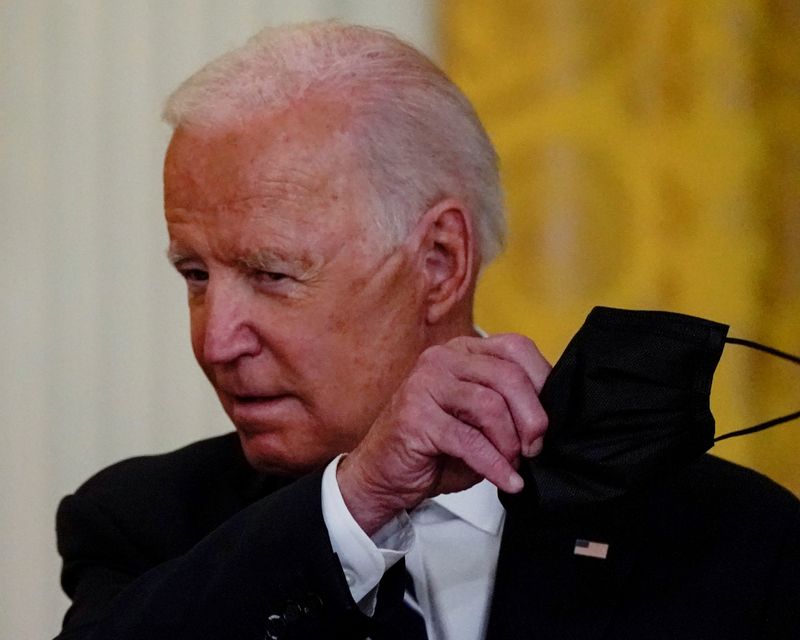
[163,21,506,265]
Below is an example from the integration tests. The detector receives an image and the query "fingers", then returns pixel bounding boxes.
[435,413,524,494]
[432,376,521,462]
[339,332,551,532]
[457,333,551,457]
[458,333,552,393]
[421,336,550,458]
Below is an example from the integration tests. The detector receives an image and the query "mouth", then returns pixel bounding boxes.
[233,394,287,404]
[226,393,295,427]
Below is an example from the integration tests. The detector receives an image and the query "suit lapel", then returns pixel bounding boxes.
[486,490,645,640]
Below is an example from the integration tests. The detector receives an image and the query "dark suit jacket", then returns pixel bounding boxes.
[55,432,799,639]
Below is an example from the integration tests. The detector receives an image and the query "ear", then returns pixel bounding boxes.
[412,198,476,325]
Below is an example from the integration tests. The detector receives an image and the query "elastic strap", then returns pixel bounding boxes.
[714,410,800,442]
[724,336,800,366]
[713,337,800,443]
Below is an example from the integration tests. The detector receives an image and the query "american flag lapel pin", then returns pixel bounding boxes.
[574,538,609,559]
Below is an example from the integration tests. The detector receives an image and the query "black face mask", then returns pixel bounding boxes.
[506,306,799,511]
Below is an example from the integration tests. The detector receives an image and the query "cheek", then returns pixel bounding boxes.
[322,303,420,398]
[327,270,424,373]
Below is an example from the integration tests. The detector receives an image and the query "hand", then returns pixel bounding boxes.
[337,333,550,535]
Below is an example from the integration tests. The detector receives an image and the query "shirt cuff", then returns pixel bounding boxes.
[321,454,414,614]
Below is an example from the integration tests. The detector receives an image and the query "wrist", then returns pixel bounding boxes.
[336,454,408,536]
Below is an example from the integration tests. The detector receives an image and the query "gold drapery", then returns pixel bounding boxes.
[442,0,799,495]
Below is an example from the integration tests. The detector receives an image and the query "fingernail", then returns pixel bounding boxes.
[523,443,535,457]
[508,472,524,492]
[525,437,543,458]
[522,444,533,457]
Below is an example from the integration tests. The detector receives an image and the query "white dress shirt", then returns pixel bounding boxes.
[321,455,506,640]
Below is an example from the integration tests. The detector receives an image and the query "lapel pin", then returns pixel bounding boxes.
[574,538,609,559]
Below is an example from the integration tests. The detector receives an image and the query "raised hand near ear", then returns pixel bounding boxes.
[337,333,551,535]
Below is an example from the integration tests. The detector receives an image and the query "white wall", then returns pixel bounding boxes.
[0,2,436,637]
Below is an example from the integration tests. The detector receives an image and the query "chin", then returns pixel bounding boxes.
[236,430,330,477]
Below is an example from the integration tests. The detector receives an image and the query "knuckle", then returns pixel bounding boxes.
[397,379,419,404]
[532,409,549,435]
[447,335,469,348]
[502,332,536,353]
[505,363,529,388]
[405,365,440,399]
[485,394,508,424]
[472,386,503,415]
[522,416,548,447]
[418,344,447,367]
[395,382,431,421]
[405,368,430,391]
[460,425,488,455]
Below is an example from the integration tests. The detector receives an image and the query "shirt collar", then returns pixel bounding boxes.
[428,479,505,536]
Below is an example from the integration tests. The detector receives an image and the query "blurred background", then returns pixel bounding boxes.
[1,1,797,637]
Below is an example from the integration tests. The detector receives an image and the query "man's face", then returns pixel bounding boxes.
[164,105,429,475]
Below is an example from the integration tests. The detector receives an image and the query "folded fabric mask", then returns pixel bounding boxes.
[508,306,799,511]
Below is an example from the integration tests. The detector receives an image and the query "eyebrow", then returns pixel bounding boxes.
[166,247,192,267]
[238,248,321,279]
[165,246,322,279]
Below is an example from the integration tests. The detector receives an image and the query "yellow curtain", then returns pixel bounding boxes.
[442,0,799,495]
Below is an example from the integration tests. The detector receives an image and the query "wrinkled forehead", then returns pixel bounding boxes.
[163,99,368,212]
[162,100,392,268]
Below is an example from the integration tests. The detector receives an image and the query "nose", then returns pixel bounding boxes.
[196,283,262,365]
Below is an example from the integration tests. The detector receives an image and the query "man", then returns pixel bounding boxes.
[56,22,798,640]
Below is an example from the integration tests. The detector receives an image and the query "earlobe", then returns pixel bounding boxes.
[415,199,476,325]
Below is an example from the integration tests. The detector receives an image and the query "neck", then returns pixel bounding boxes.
[425,309,480,347]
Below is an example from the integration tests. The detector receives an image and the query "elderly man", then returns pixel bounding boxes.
[56,22,798,640]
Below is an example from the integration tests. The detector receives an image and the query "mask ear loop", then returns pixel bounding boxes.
[725,337,800,365]
[713,337,800,442]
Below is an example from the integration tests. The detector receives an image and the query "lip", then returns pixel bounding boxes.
[232,394,285,403]
[228,394,294,425]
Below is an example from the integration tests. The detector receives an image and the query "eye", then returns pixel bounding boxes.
[180,268,209,283]
[256,271,289,283]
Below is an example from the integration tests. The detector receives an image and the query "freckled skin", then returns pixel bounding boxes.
[164,103,432,476]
